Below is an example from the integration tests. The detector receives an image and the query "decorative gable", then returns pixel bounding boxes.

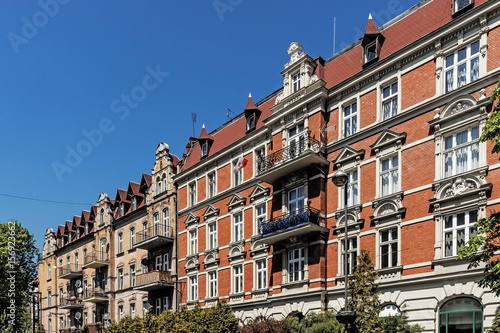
[227,194,246,212]
[202,205,220,221]
[249,184,271,203]
[369,129,406,155]
[333,146,365,168]
[184,213,200,228]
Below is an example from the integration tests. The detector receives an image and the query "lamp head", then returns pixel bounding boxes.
[332,170,348,187]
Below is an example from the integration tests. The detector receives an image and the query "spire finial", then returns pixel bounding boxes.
[368,13,372,19]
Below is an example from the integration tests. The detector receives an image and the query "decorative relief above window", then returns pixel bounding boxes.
[371,192,406,226]
[202,205,220,221]
[184,256,199,273]
[333,210,364,235]
[183,213,200,228]
[203,249,219,268]
[227,242,246,262]
[227,194,246,212]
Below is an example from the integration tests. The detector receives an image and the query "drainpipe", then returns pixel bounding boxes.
[175,184,180,311]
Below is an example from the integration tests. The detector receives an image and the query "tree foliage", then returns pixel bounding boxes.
[238,315,294,333]
[285,310,342,333]
[0,221,38,332]
[488,312,500,333]
[382,307,423,333]
[478,77,500,153]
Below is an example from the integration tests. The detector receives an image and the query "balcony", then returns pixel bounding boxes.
[134,224,174,250]
[58,292,84,309]
[256,136,328,183]
[260,207,328,245]
[82,287,109,303]
[134,270,174,291]
[58,264,83,279]
[82,251,109,269]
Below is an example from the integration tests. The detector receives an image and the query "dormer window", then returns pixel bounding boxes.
[120,203,125,217]
[85,223,88,234]
[292,73,301,92]
[131,197,137,210]
[365,42,377,63]
[454,0,472,14]
[201,142,208,157]
[246,114,255,131]
[76,229,80,238]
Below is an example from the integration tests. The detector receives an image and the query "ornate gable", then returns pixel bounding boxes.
[249,184,270,203]
[369,129,406,155]
[227,194,246,212]
[333,146,365,168]
[202,205,220,221]
[184,213,200,228]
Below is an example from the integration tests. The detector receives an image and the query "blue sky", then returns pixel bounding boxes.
[0,0,420,251]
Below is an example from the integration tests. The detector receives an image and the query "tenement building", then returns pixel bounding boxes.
[174,0,500,331]
[37,143,178,332]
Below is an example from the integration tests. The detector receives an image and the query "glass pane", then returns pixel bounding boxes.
[469,211,478,223]
[456,129,468,146]
[392,156,398,168]
[383,86,390,98]
[457,213,465,226]
[382,159,390,171]
[446,69,454,93]
[392,99,398,117]
[391,83,398,94]
[471,126,479,140]
[471,143,479,170]
[441,297,482,312]
[391,228,398,240]
[344,105,351,117]
[457,229,465,250]
[448,312,473,332]
[353,103,357,113]
[445,152,453,177]
[381,230,389,242]
[470,57,479,82]
[445,232,453,257]
[391,243,398,266]
[383,102,391,120]
[471,41,479,55]
[457,63,467,87]
[352,116,357,134]
[446,54,454,67]
[458,48,467,62]
[475,310,483,333]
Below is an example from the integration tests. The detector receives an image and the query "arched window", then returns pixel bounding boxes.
[100,209,104,225]
[157,177,161,195]
[162,174,167,192]
[439,297,482,333]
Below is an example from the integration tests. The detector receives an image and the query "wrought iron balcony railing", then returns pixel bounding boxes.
[136,224,174,244]
[261,207,321,236]
[136,270,173,286]
[58,264,83,277]
[83,251,108,265]
[82,286,109,300]
[257,136,321,174]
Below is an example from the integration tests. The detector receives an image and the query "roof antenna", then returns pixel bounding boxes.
[227,108,237,121]
[333,17,336,55]
[191,112,197,137]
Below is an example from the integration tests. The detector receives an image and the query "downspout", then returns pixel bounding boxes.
[175,183,180,311]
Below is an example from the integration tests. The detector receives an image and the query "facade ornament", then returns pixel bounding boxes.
[480,89,487,100]
[449,101,473,115]
[481,44,488,58]
[435,67,442,79]
[445,177,475,197]
[480,15,489,34]
[434,108,441,119]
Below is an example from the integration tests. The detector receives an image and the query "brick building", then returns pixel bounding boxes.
[37,143,178,332]
[174,0,500,331]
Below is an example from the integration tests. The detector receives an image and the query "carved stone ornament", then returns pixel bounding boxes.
[282,170,307,187]
[445,177,476,197]
[449,101,473,116]
[228,241,246,262]
[287,42,304,66]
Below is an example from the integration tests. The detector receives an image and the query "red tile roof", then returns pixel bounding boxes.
[245,94,258,110]
[198,125,213,141]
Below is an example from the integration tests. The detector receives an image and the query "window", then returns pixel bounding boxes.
[380,228,398,268]
[163,253,170,271]
[208,222,217,249]
[189,182,197,206]
[255,204,266,235]
[208,271,217,298]
[130,227,135,248]
[59,287,63,304]
[445,41,479,93]
[233,160,243,186]
[118,305,123,321]
[255,147,266,173]
[288,123,305,158]
[439,297,482,333]
[342,237,358,275]
[444,210,477,257]
[155,298,162,315]
[130,303,136,319]
[75,252,79,266]
[292,73,301,92]
[156,255,163,271]
[365,42,377,63]
[208,172,216,198]
[233,213,243,242]
[142,221,147,237]
[100,209,104,225]
[130,264,136,287]
[189,229,198,255]
[47,291,52,307]
[454,0,472,12]
[132,197,137,210]
[163,297,169,311]
[288,186,305,213]
[288,248,305,282]
[83,248,87,259]
[201,142,208,157]
[256,259,267,290]
[47,265,51,281]
[157,177,162,194]
[85,223,88,234]
[444,125,479,177]
[117,232,123,253]
[382,82,398,120]
[48,318,52,333]
[381,156,399,196]
[117,268,124,290]
[343,102,357,137]
[153,213,160,236]
[120,203,125,217]
[379,304,401,318]
[189,275,198,301]
[246,114,255,131]
[233,265,243,294]
[346,170,359,207]
[163,208,169,236]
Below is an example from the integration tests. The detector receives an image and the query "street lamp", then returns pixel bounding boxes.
[332,170,356,331]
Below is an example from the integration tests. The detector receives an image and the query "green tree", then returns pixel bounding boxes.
[488,312,500,333]
[458,79,500,296]
[239,315,294,333]
[348,250,384,333]
[382,306,423,333]
[0,221,38,332]
[285,310,342,333]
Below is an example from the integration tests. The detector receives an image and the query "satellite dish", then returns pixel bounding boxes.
[75,280,82,288]
[77,287,83,294]
[141,258,149,267]
[75,312,81,320]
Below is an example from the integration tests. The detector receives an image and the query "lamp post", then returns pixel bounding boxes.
[332,170,356,331]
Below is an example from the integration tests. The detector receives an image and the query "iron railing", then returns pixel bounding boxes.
[136,224,174,244]
[261,206,321,236]
[83,251,108,265]
[58,264,82,277]
[256,135,321,174]
[82,286,109,300]
[59,293,84,307]
[136,270,173,287]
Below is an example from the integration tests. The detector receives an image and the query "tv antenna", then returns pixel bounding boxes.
[191,112,197,137]
[226,108,238,121]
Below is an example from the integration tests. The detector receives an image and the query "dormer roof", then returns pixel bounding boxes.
[365,14,380,35]
[198,124,213,141]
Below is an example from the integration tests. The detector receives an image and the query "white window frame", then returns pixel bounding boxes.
[201,142,208,157]
[380,155,399,197]
[47,291,52,307]
[288,248,305,283]
[340,237,358,275]
[189,229,198,255]
[208,222,217,250]
[47,265,51,281]
[255,203,267,235]
[189,275,198,301]
[155,255,163,271]
[233,212,243,242]
[163,296,169,311]
[163,208,169,236]
[288,185,305,214]
[255,259,267,290]
[130,264,136,287]
[118,304,124,321]
[189,182,197,206]
[117,267,124,290]
[443,210,477,258]
[156,177,162,195]
[130,303,136,319]
[292,72,301,92]
[208,270,217,298]
[155,298,162,315]
[233,264,244,294]
[207,172,216,198]
[117,232,123,254]
[381,82,398,120]
[455,0,472,12]
[246,114,255,131]
[345,169,359,207]
[380,228,398,269]
[233,160,243,187]
[364,41,377,63]
[153,213,160,236]
[163,253,170,271]
[254,146,266,175]
[443,125,480,178]
[445,41,480,93]
[343,101,358,138]
[288,123,305,158]
[130,227,135,248]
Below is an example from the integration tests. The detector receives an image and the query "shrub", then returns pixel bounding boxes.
[238,315,294,333]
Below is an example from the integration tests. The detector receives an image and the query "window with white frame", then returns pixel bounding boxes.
[288,248,305,282]
[163,297,169,311]
[208,222,217,249]
[163,208,169,236]
[380,228,398,268]
[83,312,87,325]
[288,186,305,213]
[117,232,123,253]
[47,265,51,281]
[208,271,217,298]
[132,197,137,210]
[343,102,358,138]
[155,255,163,271]
[120,203,125,217]
[246,114,255,131]
[153,213,160,236]
[365,42,377,63]
[381,155,399,196]
[201,142,208,157]
[444,125,479,178]
[454,0,472,12]
[292,73,301,92]
[233,160,243,186]
[256,259,267,289]
[341,237,358,275]
[130,227,135,248]
[233,213,243,242]
[346,170,359,207]
[382,82,398,120]
[47,291,52,307]
[118,305,124,320]
[208,172,216,198]
[189,275,198,301]
[163,253,170,271]
[189,229,198,255]
[288,123,305,158]
[117,268,124,290]
[157,177,162,195]
[444,210,477,257]
[255,204,267,235]
[233,265,243,294]
[130,264,136,287]
[48,318,52,333]
[255,147,266,173]
[155,298,162,315]
[130,303,136,319]
[445,41,479,93]
[189,182,197,206]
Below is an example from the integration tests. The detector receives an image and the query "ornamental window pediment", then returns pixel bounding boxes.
[227,194,246,212]
[333,205,364,235]
[333,146,365,169]
[249,184,270,203]
[227,242,246,262]
[202,205,220,221]
[369,129,406,156]
[371,192,406,226]
[184,213,200,228]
